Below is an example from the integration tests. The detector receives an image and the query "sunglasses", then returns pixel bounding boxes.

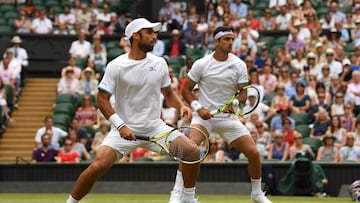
[275,136,283,139]
[294,137,302,140]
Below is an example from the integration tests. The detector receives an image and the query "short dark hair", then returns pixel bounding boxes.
[213,26,233,39]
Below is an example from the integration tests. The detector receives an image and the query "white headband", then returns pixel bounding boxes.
[214,31,234,39]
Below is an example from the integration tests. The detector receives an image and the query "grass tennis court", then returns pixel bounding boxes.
[0,194,350,203]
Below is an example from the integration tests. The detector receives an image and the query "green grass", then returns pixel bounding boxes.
[0,194,350,203]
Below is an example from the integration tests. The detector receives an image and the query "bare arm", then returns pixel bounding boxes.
[97,90,135,140]
[162,86,192,123]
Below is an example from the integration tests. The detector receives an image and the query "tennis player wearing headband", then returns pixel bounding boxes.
[169,26,272,203]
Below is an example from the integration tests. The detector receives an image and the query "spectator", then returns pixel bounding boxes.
[305,13,321,33]
[229,0,248,18]
[107,13,122,35]
[152,39,165,57]
[310,108,331,140]
[245,112,260,130]
[0,80,11,128]
[321,13,335,29]
[289,80,311,113]
[57,138,80,163]
[14,10,32,33]
[88,13,99,34]
[97,3,110,23]
[270,103,296,134]
[34,116,68,150]
[205,2,218,23]
[47,7,57,27]
[259,8,276,30]
[259,64,277,95]
[61,57,82,79]
[341,81,356,109]
[301,0,317,18]
[58,5,76,30]
[243,89,275,123]
[161,11,180,33]
[255,46,270,69]
[348,70,360,115]
[268,131,288,161]
[32,134,58,163]
[329,2,346,23]
[249,130,268,159]
[164,29,186,57]
[70,117,90,152]
[69,31,91,59]
[341,103,356,132]
[285,71,300,98]
[313,42,326,66]
[278,65,291,85]
[31,9,53,34]
[3,48,21,94]
[168,67,179,94]
[269,0,286,10]
[158,0,174,21]
[188,5,200,22]
[90,43,107,72]
[281,117,298,147]
[78,67,98,96]
[339,133,360,162]
[316,133,339,162]
[276,5,292,30]
[248,70,265,101]
[312,82,332,106]
[197,14,209,33]
[204,137,225,163]
[183,21,204,48]
[119,34,131,53]
[179,12,192,32]
[255,121,272,153]
[328,28,343,48]
[204,22,216,49]
[331,91,345,116]
[354,119,360,146]
[308,91,331,124]
[22,0,37,18]
[57,66,79,95]
[92,19,110,35]
[317,64,332,88]
[286,132,315,161]
[89,0,99,15]
[54,23,69,35]
[247,10,259,30]
[335,21,350,44]
[0,57,17,104]
[271,83,290,110]
[340,59,353,82]
[68,129,90,161]
[91,119,110,153]
[291,50,306,73]
[352,19,360,46]
[75,94,98,128]
[285,28,305,56]
[76,3,91,29]
[130,148,151,162]
[328,116,347,148]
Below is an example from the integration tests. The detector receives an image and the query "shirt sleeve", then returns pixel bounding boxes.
[98,60,118,94]
[187,60,202,83]
[160,58,171,89]
[237,60,248,84]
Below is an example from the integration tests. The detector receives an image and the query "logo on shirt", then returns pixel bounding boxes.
[149,67,156,71]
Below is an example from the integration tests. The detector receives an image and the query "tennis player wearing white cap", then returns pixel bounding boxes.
[66,18,200,203]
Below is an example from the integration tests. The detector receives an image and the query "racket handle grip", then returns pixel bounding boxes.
[210,110,218,115]
[135,135,150,141]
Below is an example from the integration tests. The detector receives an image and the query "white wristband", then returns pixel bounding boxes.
[109,114,125,130]
[190,100,203,112]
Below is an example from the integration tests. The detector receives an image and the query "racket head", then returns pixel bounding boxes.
[166,126,209,164]
[236,85,260,116]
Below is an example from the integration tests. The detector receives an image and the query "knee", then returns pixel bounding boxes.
[184,142,200,162]
[245,147,260,160]
[88,160,112,176]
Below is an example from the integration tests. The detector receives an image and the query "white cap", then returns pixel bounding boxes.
[343,58,351,66]
[248,89,257,97]
[125,18,161,40]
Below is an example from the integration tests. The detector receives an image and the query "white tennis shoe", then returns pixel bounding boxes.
[168,190,182,203]
[251,192,272,203]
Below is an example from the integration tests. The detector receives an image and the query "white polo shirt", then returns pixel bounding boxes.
[98,53,171,135]
[188,52,248,112]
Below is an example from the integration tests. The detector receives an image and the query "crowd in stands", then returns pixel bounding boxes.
[2,0,360,164]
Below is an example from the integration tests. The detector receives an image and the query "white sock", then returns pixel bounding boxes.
[172,170,184,192]
[183,187,196,201]
[66,195,79,203]
[251,178,262,195]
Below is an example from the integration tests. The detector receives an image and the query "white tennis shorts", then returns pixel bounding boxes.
[191,113,250,144]
[101,123,182,160]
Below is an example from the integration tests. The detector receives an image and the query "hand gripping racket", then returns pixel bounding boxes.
[135,126,209,164]
[210,85,260,116]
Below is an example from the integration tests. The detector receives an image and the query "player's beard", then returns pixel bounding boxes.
[138,32,154,52]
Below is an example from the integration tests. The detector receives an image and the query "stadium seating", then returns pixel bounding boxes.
[295,124,311,138]
[302,137,323,154]
[53,103,75,117]
[263,92,277,106]
[53,113,71,131]
[0,25,13,33]
[107,48,125,61]
[106,41,120,50]
[134,157,154,162]
[290,112,309,125]
[186,48,206,61]
[55,93,78,107]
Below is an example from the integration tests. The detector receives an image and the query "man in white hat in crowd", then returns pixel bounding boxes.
[314,42,326,64]
[6,36,28,87]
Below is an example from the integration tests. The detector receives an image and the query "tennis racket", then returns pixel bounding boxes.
[135,126,209,164]
[210,85,260,116]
